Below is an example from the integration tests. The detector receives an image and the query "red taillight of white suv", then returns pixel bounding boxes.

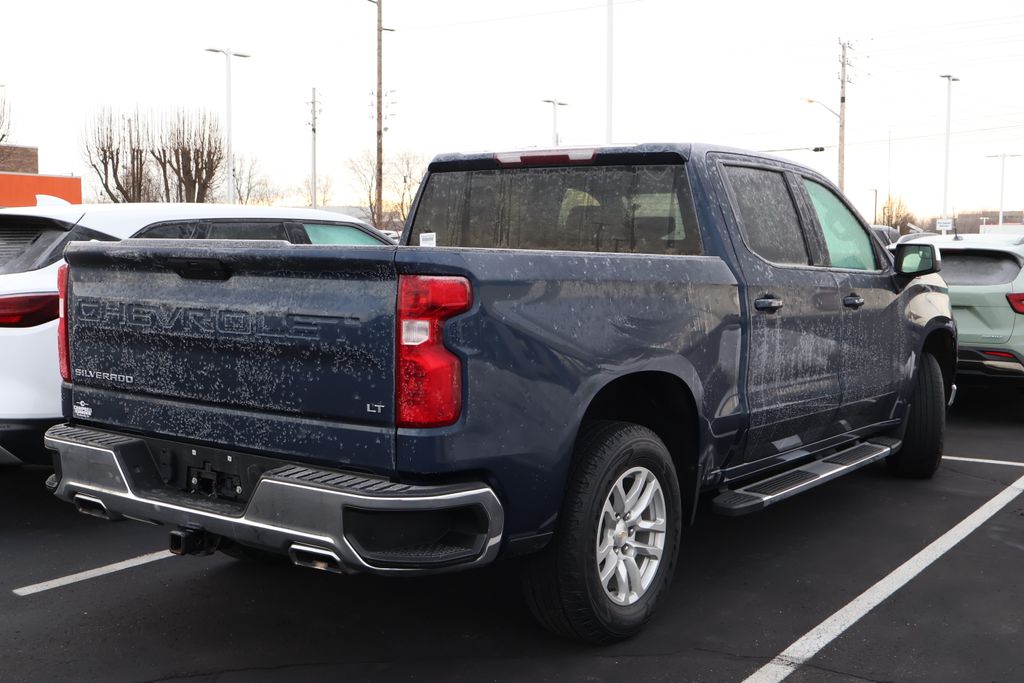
[0,293,59,328]
[396,275,472,428]
[57,264,71,382]
[1007,293,1024,314]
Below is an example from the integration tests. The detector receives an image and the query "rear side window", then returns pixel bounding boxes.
[724,166,809,265]
[206,222,290,240]
[804,180,878,270]
[304,223,384,245]
[409,164,702,255]
[940,251,1023,285]
[134,222,196,239]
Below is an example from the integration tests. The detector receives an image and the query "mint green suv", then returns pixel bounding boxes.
[911,234,1024,383]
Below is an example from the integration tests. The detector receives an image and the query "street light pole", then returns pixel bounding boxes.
[940,74,959,219]
[541,98,568,147]
[605,0,613,143]
[803,97,843,188]
[986,153,1022,226]
[206,48,250,204]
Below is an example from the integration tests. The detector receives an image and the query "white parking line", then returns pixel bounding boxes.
[744,470,1024,683]
[12,550,173,597]
[943,455,1024,468]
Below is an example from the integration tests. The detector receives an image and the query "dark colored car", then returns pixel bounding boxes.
[45,144,955,642]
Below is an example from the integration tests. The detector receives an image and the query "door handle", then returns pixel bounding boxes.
[754,297,784,313]
[843,294,865,309]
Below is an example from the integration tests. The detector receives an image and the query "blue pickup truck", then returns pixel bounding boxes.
[45,143,955,642]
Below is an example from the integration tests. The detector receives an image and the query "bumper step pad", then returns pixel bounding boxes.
[712,440,897,516]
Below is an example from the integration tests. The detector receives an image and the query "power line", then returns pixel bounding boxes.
[771,122,1024,154]
[397,0,648,31]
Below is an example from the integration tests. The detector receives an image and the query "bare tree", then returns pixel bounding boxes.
[233,156,279,205]
[151,110,224,203]
[83,108,159,203]
[303,175,334,207]
[387,152,425,226]
[880,195,918,232]
[348,150,381,226]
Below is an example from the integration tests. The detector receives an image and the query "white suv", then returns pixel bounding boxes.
[0,203,389,466]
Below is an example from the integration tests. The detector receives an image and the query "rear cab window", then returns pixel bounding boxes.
[409,164,702,255]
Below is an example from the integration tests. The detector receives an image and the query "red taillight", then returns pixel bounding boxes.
[57,264,71,382]
[983,350,1016,359]
[0,293,59,328]
[396,275,472,428]
[1007,293,1024,314]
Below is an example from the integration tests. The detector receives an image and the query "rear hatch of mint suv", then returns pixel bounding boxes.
[62,239,400,475]
[940,245,1024,381]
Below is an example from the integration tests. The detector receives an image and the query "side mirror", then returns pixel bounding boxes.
[894,242,941,277]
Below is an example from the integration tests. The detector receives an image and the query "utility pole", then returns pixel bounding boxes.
[309,87,319,209]
[542,98,568,146]
[374,0,384,226]
[940,74,959,219]
[838,39,851,192]
[368,0,393,227]
[606,0,613,143]
[986,153,1022,226]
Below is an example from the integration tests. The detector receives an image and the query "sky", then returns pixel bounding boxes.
[3,0,1024,223]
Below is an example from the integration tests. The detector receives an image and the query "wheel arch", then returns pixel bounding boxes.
[579,371,702,525]
[922,325,956,403]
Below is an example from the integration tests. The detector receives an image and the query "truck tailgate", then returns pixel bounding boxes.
[64,240,398,473]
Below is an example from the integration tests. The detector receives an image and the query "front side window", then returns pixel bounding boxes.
[804,180,878,270]
[724,166,809,265]
[409,164,702,255]
[304,223,384,245]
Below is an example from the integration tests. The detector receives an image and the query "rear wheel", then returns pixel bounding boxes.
[888,352,945,478]
[520,420,681,642]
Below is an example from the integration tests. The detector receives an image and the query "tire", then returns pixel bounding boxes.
[520,420,682,643]
[887,352,945,478]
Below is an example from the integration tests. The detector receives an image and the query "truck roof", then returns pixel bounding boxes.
[427,143,798,170]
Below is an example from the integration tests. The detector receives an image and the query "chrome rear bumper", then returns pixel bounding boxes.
[45,424,504,575]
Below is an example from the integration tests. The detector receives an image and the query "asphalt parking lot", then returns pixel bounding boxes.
[2,385,1021,683]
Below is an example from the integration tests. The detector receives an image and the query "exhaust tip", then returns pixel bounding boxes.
[73,493,112,520]
[288,543,343,574]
